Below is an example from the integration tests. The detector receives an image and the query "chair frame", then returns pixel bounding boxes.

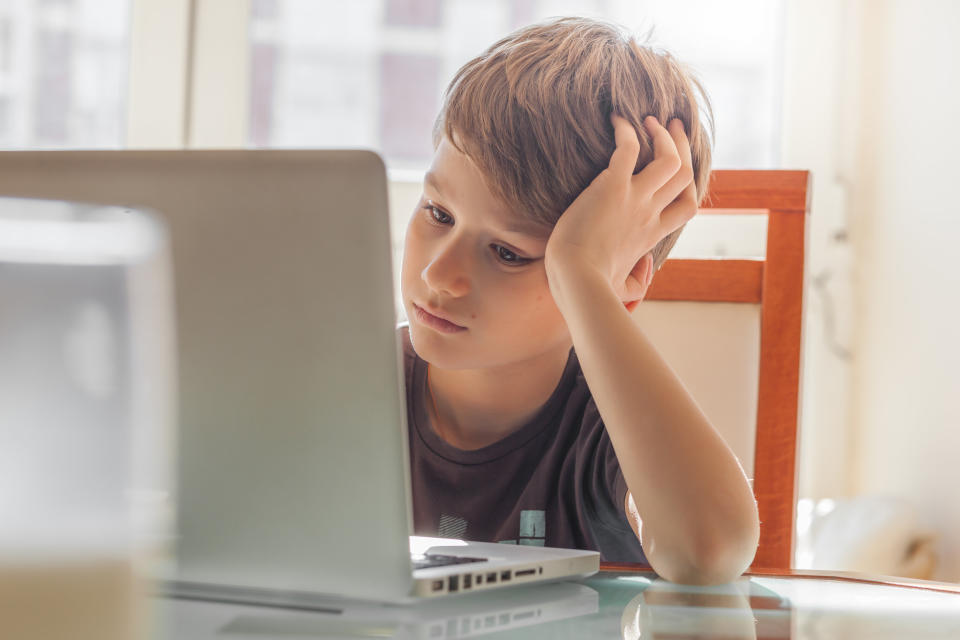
[604,169,811,572]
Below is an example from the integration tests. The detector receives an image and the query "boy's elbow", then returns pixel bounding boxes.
[650,518,760,586]
[657,541,757,586]
[694,509,761,585]
[692,539,758,585]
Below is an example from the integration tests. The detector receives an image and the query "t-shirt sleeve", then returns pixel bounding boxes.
[577,397,649,564]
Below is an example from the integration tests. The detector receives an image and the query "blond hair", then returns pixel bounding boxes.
[434,17,714,269]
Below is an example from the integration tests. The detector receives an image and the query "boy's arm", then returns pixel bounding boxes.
[544,116,760,585]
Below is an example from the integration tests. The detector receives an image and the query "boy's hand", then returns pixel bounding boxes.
[544,114,697,305]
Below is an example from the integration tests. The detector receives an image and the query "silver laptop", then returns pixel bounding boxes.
[0,149,599,604]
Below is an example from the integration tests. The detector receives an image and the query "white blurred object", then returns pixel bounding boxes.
[795,495,939,580]
[0,197,175,640]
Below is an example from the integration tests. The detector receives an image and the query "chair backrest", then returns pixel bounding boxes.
[622,169,810,571]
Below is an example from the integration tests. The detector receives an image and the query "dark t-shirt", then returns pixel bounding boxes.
[401,326,648,563]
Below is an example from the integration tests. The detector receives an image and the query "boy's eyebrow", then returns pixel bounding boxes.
[423,171,548,240]
[424,171,445,196]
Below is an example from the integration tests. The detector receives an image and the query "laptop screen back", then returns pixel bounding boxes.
[0,150,415,601]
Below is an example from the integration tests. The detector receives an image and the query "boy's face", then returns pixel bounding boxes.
[401,137,572,371]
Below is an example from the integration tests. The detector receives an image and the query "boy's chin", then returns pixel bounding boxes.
[408,326,478,370]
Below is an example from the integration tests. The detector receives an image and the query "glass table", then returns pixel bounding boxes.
[157,568,960,639]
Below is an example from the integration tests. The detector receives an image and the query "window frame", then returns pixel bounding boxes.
[126,0,250,148]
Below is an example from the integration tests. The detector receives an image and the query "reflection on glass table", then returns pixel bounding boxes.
[162,581,597,639]
[159,569,960,639]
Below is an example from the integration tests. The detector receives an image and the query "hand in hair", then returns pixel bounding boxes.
[544,114,697,310]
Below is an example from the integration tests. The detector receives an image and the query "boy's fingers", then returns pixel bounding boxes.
[652,118,696,211]
[657,119,699,232]
[607,114,642,179]
[632,116,682,196]
[659,192,699,236]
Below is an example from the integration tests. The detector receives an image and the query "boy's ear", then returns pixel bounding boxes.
[623,253,655,314]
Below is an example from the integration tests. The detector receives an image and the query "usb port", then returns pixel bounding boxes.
[448,575,459,592]
[515,569,536,577]
[431,580,444,592]
[486,572,497,583]
[463,573,472,589]
[500,571,511,582]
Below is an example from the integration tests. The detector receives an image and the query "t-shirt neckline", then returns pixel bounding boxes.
[410,346,580,465]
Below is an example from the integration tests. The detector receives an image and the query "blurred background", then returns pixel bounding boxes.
[1,0,956,582]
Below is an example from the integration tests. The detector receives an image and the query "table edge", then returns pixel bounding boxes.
[598,564,960,595]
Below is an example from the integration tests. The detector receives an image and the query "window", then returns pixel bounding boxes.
[0,0,130,149]
[247,0,784,170]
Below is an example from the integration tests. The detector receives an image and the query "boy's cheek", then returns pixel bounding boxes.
[399,236,423,282]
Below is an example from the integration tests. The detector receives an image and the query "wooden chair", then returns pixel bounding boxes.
[608,170,811,572]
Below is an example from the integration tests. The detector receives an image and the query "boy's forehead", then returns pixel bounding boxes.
[427,138,549,239]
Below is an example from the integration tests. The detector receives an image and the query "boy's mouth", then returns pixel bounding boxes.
[412,302,468,333]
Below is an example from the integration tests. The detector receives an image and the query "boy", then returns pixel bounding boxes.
[400,17,760,585]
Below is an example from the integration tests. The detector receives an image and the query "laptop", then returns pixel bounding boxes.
[0,149,599,604]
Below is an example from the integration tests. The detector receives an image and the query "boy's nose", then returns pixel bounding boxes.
[421,243,471,298]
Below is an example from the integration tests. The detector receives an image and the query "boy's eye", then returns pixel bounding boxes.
[493,245,530,266]
[424,203,452,225]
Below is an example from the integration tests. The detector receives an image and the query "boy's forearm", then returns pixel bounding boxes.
[548,262,760,584]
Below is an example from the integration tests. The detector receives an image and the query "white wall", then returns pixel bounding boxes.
[780,0,857,505]
[784,0,960,582]
[849,0,960,583]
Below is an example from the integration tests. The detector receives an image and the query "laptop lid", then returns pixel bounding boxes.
[0,150,415,601]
